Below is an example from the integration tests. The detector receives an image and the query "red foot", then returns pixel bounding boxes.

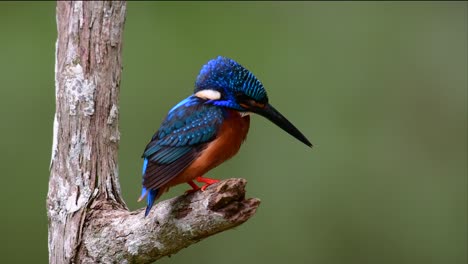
[195,176,220,191]
[185,180,200,194]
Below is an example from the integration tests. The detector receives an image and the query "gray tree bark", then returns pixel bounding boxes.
[47,2,260,263]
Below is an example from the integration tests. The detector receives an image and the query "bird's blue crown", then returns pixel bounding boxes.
[195,56,268,109]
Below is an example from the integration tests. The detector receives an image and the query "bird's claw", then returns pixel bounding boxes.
[185,180,200,194]
[196,176,220,191]
[185,177,219,194]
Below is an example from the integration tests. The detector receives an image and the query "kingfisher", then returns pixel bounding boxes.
[139,56,312,216]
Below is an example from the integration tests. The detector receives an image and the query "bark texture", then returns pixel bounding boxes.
[47,1,260,264]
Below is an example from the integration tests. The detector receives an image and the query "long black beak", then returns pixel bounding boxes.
[251,103,312,148]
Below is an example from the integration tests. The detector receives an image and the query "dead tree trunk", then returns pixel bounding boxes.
[47,2,260,263]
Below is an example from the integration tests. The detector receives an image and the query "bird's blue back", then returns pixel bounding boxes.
[143,96,224,163]
[141,96,226,215]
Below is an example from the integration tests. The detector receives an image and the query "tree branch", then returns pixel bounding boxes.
[80,179,260,263]
[47,1,260,263]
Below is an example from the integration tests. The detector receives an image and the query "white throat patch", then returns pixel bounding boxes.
[195,89,221,100]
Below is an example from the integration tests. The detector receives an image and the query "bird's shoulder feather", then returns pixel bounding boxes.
[142,95,225,190]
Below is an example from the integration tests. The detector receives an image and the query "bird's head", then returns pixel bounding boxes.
[194,56,312,147]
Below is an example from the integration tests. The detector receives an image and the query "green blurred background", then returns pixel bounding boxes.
[0,2,466,263]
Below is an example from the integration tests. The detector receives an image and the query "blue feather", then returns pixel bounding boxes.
[143,96,224,162]
[141,158,160,217]
[142,158,148,175]
[195,56,268,104]
[141,96,225,210]
[145,188,159,217]
[141,186,147,198]
[169,96,194,114]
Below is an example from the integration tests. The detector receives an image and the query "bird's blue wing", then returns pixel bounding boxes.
[142,96,224,190]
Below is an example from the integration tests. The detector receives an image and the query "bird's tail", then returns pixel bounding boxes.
[145,188,159,217]
[139,187,159,217]
[140,158,160,216]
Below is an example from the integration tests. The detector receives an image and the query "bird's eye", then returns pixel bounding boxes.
[235,92,265,109]
[234,92,249,102]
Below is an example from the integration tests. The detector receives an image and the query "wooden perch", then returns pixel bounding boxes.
[47,1,260,263]
[81,179,260,263]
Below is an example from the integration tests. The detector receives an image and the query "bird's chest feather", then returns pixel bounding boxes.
[173,110,250,184]
[206,110,250,165]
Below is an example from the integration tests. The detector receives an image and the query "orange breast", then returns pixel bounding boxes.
[167,110,250,187]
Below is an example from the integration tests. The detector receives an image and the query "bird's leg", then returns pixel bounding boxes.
[185,180,200,194]
[195,176,220,191]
